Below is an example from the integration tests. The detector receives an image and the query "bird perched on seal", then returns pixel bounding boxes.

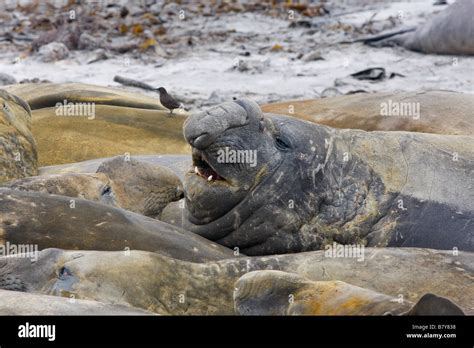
[155,87,181,115]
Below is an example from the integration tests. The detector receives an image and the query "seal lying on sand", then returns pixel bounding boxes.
[0,248,471,315]
[4,156,184,219]
[0,188,234,262]
[234,270,464,315]
[364,0,474,55]
[162,99,473,255]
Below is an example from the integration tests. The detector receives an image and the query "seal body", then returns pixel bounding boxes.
[3,83,188,166]
[233,270,464,315]
[368,0,474,55]
[261,91,474,136]
[0,188,235,262]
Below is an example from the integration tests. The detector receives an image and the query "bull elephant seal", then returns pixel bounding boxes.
[0,89,38,182]
[4,156,184,218]
[234,270,464,315]
[0,247,471,315]
[0,188,234,262]
[366,0,474,55]
[163,99,473,255]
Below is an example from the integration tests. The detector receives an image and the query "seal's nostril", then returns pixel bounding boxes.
[193,133,211,149]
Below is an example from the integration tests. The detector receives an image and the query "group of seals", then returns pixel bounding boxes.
[162,99,473,255]
[0,84,472,315]
[0,247,471,315]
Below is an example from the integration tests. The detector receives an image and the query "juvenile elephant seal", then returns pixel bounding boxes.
[234,270,464,315]
[5,156,184,218]
[96,156,184,218]
[166,99,473,255]
[0,188,234,262]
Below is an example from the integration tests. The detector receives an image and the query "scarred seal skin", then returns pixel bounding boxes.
[164,99,474,255]
[0,188,235,263]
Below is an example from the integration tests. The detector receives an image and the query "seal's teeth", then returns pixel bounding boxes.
[194,166,198,174]
[207,175,213,181]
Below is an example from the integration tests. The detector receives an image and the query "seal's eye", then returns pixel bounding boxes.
[275,135,291,151]
[101,185,112,196]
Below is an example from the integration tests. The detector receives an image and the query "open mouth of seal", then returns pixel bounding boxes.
[192,149,225,182]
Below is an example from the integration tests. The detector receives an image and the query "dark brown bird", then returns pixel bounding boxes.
[156,87,181,116]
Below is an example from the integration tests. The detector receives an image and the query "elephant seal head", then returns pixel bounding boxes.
[181,99,342,255]
[183,100,283,222]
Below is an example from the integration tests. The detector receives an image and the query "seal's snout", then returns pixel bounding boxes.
[183,99,256,151]
[188,132,211,150]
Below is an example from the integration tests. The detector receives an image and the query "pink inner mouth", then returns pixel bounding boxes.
[192,149,224,182]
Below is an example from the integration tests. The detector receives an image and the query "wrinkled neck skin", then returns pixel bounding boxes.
[182,116,389,256]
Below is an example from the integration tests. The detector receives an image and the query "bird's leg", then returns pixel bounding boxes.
[168,109,173,117]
